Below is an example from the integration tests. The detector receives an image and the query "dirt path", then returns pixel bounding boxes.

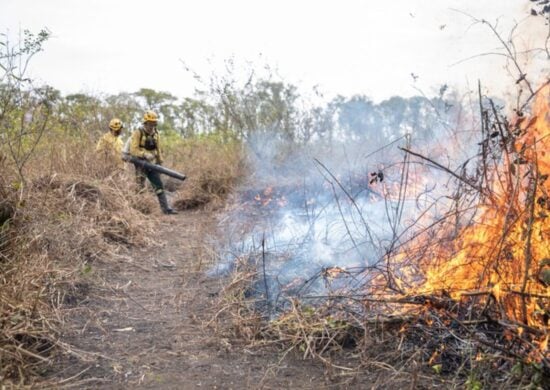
[52,210,334,389]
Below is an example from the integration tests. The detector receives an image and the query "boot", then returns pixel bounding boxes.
[157,192,178,215]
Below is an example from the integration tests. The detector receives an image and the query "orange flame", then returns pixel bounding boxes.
[414,84,550,330]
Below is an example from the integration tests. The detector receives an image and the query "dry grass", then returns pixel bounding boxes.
[0,144,159,386]
[212,264,549,388]
[0,128,248,386]
[168,137,247,211]
[208,265,423,387]
[0,179,157,386]
[207,88,550,388]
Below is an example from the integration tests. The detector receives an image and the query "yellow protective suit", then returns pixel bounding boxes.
[129,127,164,165]
[96,132,124,169]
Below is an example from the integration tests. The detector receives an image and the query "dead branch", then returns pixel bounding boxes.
[399,147,486,196]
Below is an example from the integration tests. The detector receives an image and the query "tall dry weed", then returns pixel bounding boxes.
[168,135,247,210]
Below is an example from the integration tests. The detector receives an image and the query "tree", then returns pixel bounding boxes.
[174,97,218,138]
[0,28,52,184]
[133,88,178,132]
[105,92,142,128]
[335,95,384,145]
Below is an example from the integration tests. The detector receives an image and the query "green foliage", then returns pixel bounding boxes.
[176,97,219,137]
[81,263,93,275]
[215,79,300,142]
[465,374,483,390]
[432,364,443,375]
[134,88,177,110]
[133,88,178,132]
[105,92,142,126]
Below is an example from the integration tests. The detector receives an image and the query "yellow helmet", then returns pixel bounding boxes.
[109,118,123,131]
[143,110,159,123]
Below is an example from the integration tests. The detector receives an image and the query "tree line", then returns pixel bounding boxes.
[1,28,469,184]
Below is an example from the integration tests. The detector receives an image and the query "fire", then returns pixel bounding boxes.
[414,84,550,330]
[253,185,289,208]
[540,334,548,351]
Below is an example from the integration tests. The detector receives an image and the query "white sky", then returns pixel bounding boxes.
[1,0,547,102]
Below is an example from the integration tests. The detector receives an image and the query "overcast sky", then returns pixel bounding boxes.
[1,0,547,102]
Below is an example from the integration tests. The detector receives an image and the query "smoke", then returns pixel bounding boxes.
[210,93,482,314]
[200,5,550,321]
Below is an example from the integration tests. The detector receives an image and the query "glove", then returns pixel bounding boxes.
[143,151,155,161]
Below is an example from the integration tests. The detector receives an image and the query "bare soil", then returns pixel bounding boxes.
[49,209,348,389]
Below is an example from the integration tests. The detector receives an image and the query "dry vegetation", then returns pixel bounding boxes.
[2,12,548,388]
[1,81,547,389]
[0,131,244,386]
[168,135,247,211]
[207,84,550,389]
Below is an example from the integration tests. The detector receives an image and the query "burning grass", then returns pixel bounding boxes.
[212,83,550,388]
[215,259,549,387]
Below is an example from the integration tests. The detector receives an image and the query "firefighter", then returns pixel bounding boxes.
[96,118,125,170]
[129,110,177,215]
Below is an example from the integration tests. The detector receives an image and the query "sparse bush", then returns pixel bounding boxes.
[169,132,247,210]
